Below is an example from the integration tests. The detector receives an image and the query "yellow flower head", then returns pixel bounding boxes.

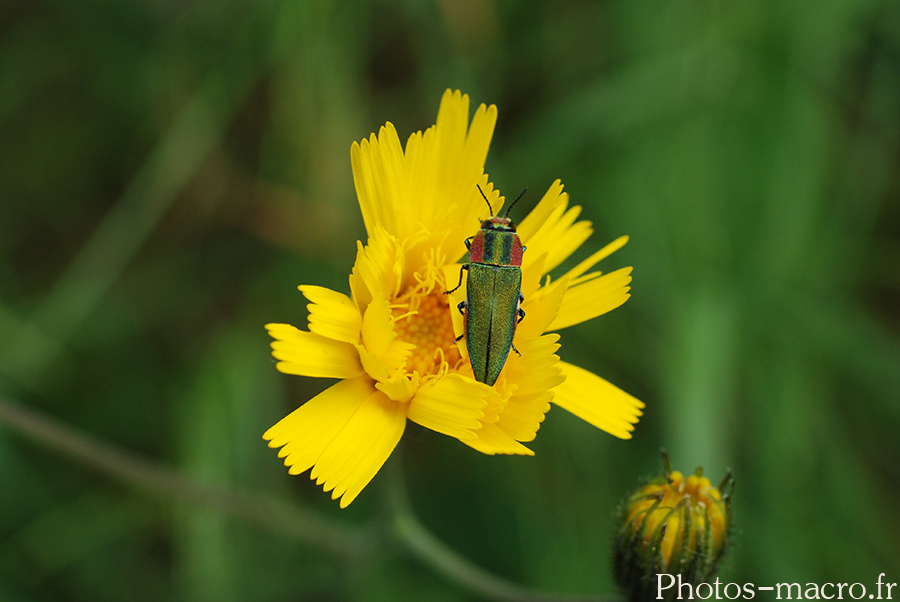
[265,90,644,507]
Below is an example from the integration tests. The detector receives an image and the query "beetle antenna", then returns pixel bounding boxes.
[504,188,527,217]
[476,184,494,216]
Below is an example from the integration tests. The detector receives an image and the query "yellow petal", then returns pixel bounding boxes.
[436,90,468,142]
[310,388,407,508]
[524,203,592,275]
[493,391,551,442]
[299,285,361,344]
[560,235,629,284]
[552,361,644,439]
[429,92,498,221]
[361,299,397,358]
[516,182,591,273]
[349,227,403,311]
[515,179,567,243]
[460,101,498,195]
[516,276,568,341]
[442,263,467,357]
[266,323,363,379]
[547,267,632,331]
[461,422,534,456]
[423,97,499,269]
[502,334,564,397]
[350,137,378,236]
[357,299,413,382]
[356,343,389,383]
[489,334,561,442]
[407,373,490,440]
[431,90,498,213]
[407,92,502,276]
[263,377,375,471]
[351,123,407,239]
[348,241,372,312]
[376,371,420,403]
[519,252,548,300]
[350,89,498,267]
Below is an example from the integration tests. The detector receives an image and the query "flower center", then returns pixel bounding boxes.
[392,290,461,378]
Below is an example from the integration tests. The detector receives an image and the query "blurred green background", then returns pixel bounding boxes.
[2,0,899,600]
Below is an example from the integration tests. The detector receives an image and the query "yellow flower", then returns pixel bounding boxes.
[264,90,644,507]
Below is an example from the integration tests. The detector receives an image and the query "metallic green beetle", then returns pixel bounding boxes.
[446,186,526,386]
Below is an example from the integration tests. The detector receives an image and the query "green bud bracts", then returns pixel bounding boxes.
[613,452,734,602]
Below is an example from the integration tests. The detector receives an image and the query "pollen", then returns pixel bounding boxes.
[392,291,461,377]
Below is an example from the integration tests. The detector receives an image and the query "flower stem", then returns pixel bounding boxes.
[384,454,621,602]
[0,396,372,557]
[1,396,622,601]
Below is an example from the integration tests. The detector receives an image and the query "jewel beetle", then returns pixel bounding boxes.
[445,185,527,386]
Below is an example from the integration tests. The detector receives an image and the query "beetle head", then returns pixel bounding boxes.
[481,216,517,232]
[476,184,527,229]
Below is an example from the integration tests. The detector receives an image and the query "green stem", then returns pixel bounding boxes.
[1,396,622,601]
[385,457,621,602]
[0,396,372,557]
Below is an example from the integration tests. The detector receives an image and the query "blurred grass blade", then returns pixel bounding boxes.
[0,26,263,389]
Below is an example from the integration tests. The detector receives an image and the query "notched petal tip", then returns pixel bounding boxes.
[462,423,536,456]
[407,374,491,440]
[268,327,363,379]
[308,389,407,508]
[552,361,643,439]
[263,379,408,507]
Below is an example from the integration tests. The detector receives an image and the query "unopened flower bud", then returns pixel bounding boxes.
[613,451,733,601]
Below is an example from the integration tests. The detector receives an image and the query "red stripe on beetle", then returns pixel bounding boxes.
[469,231,485,263]
[509,237,523,266]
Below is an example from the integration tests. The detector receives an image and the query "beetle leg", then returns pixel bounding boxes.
[517,293,525,324]
[452,301,467,343]
[464,236,474,250]
[444,264,469,295]
[511,342,521,357]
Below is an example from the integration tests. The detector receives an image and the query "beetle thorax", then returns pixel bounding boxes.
[469,225,524,267]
